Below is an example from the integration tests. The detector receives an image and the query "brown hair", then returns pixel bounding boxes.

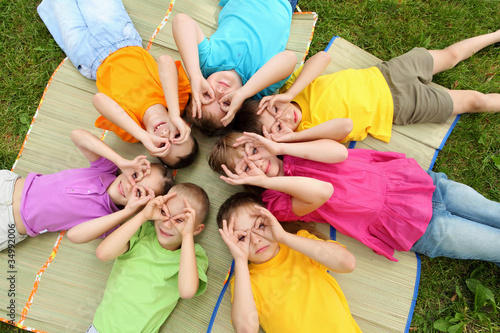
[183,97,234,137]
[216,192,327,240]
[158,134,199,170]
[207,132,244,175]
[232,99,264,134]
[170,182,210,224]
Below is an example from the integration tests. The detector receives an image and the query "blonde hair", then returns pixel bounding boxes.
[208,132,244,175]
[170,183,210,224]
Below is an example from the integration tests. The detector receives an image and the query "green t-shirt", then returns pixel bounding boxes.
[93,222,209,333]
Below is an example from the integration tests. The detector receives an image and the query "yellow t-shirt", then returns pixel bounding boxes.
[282,65,393,143]
[231,230,361,333]
[94,46,191,142]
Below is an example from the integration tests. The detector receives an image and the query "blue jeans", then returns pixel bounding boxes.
[37,0,142,80]
[411,171,500,266]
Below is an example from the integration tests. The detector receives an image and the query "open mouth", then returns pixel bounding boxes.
[154,122,167,134]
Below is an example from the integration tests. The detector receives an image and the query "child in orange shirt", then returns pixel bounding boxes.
[38,0,197,169]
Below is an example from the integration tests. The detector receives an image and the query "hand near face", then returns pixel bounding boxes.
[141,192,177,221]
[219,217,250,262]
[173,198,197,236]
[219,88,245,127]
[191,76,215,119]
[257,93,293,117]
[125,185,155,213]
[142,133,171,157]
[220,157,267,187]
[250,206,286,244]
[119,155,151,186]
[262,122,296,143]
[233,132,282,156]
[169,117,191,145]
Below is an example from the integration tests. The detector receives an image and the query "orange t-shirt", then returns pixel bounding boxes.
[94,46,191,142]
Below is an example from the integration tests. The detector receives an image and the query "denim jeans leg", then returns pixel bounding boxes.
[411,171,500,266]
[38,0,142,79]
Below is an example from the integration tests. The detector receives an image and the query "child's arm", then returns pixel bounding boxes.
[219,50,297,127]
[235,131,348,164]
[221,161,333,217]
[175,199,203,299]
[95,193,174,261]
[266,118,353,143]
[157,54,191,144]
[172,13,215,118]
[252,206,356,273]
[71,129,151,185]
[219,218,260,333]
[66,186,154,244]
[92,93,171,157]
[258,51,332,116]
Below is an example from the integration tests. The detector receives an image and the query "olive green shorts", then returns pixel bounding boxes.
[375,47,454,125]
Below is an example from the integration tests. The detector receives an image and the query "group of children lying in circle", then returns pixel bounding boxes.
[1,0,499,332]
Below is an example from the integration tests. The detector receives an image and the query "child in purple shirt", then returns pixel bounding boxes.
[0,129,174,251]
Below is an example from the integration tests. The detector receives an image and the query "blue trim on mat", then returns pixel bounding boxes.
[348,141,357,149]
[325,36,339,52]
[329,225,336,241]
[207,260,235,333]
[428,115,460,170]
[404,252,422,333]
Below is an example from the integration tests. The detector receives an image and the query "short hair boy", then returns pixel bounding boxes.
[0,129,173,251]
[37,0,198,169]
[234,30,500,143]
[87,183,210,333]
[172,0,298,135]
[217,192,360,332]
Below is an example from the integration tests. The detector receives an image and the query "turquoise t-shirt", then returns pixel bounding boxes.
[93,222,209,333]
[198,0,292,99]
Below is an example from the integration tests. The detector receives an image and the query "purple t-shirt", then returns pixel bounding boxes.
[262,149,436,262]
[20,157,120,237]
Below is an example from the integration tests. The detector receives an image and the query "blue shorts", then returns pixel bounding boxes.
[37,0,143,79]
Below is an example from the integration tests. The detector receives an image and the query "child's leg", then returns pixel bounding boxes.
[38,0,141,79]
[0,171,27,251]
[428,29,500,75]
[447,89,500,115]
[411,171,500,265]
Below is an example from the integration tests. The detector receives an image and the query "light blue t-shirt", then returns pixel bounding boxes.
[198,0,292,99]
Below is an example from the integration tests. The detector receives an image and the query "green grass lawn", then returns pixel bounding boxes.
[1,0,499,332]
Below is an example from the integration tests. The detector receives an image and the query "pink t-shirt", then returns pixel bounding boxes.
[20,157,120,237]
[262,149,435,261]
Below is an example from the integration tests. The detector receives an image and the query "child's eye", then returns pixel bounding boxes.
[277,123,282,131]
[132,172,138,179]
[161,210,166,216]
[252,148,257,155]
[224,101,230,106]
[238,235,246,242]
[175,218,184,224]
[258,223,265,229]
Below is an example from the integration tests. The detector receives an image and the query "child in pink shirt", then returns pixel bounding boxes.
[0,129,173,251]
[208,131,500,265]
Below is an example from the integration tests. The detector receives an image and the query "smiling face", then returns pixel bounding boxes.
[228,142,284,178]
[202,70,243,122]
[231,205,280,264]
[154,191,205,250]
[107,164,167,207]
[258,102,302,135]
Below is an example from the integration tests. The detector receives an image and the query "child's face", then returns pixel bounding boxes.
[108,164,166,206]
[229,142,283,178]
[144,107,194,166]
[258,102,302,135]
[231,205,280,264]
[202,70,243,122]
[153,194,203,250]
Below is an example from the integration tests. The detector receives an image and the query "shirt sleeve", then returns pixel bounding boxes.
[296,230,346,270]
[90,156,119,174]
[261,189,298,222]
